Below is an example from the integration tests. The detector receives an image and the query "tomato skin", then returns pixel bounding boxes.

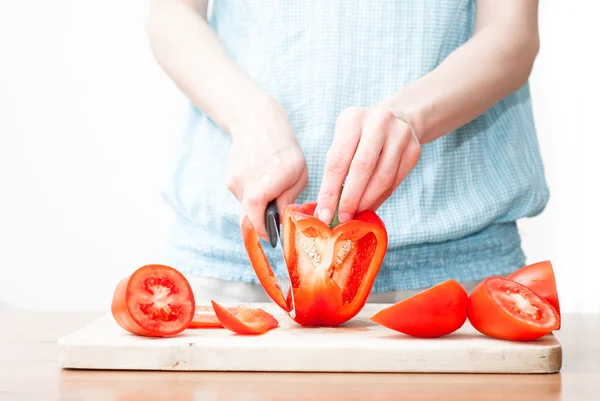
[506,260,561,316]
[111,275,157,336]
[468,276,560,341]
[111,264,195,337]
[211,301,279,335]
[369,279,468,338]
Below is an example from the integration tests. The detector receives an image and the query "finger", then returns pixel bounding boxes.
[244,158,305,240]
[337,110,391,222]
[225,164,243,202]
[369,133,422,211]
[316,107,364,224]
[278,165,309,214]
[356,122,405,212]
[241,172,270,240]
[228,181,242,202]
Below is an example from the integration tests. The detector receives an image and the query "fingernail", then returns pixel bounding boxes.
[339,212,352,222]
[318,208,332,224]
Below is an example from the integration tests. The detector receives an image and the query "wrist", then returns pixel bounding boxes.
[227,90,285,138]
[375,95,425,144]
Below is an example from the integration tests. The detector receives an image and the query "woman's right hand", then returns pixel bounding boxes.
[226,97,308,240]
[145,1,307,238]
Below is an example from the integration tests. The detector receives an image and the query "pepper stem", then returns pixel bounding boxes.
[328,184,344,229]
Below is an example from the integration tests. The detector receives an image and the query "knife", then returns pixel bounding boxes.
[265,199,296,318]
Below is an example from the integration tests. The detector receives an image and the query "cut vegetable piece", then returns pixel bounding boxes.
[468,276,560,341]
[241,219,291,312]
[111,264,195,337]
[112,276,157,337]
[211,301,279,335]
[370,279,468,338]
[188,305,240,328]
[506,260,561,317]
[242,202,388,327]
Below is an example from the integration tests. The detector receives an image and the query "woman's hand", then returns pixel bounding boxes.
[146,1,308,239]
[315,107,421,224]
[227,98,308,239]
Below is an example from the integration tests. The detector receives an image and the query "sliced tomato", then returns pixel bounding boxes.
[506,260,561,317]
[111,264,195,337]
[467,276,560,341]
[188,305,240,328]
[211,300,279,335]
[112,276,157,336]
[370,279,468,338]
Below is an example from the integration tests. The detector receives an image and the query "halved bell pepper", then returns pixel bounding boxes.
[241,202,388,327]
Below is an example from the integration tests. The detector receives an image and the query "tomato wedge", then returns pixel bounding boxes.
[188,305,240,328]
[111,264,195,337]
[370,279,468,338]
[242,202,388,327]
[468,276,560,341]
[211,300,279,335]
[506,260,561,317]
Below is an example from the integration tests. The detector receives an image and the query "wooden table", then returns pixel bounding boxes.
[1,311,599,401]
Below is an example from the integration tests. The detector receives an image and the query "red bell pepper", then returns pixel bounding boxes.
[187,305,241,328]
[242,202,388,327]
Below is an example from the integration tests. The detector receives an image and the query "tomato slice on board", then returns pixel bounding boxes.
[112,276,157,337]
[506,260,561,317]
[211,301,279,335]
[111,264,195,337]
[370,279,468,338]
[242,202,388,327]
[188,305,240,328]
[467,276,560,341]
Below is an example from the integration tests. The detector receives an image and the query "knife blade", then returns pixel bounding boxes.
[265,200,296,318]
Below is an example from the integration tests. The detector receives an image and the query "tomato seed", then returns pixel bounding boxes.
[143,277,179,296]
[139,302,181,322]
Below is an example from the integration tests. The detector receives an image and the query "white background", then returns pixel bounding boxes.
[1,1,598,313]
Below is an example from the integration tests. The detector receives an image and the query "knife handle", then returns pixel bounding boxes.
[265,200,280,248]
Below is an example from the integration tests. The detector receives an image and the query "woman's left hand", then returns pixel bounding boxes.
[315,106,422,224]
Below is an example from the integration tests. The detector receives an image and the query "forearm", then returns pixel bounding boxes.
[381,2,540,144]
[146,0,274,135]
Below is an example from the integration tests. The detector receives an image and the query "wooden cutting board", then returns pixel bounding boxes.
[57,302,562,373]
